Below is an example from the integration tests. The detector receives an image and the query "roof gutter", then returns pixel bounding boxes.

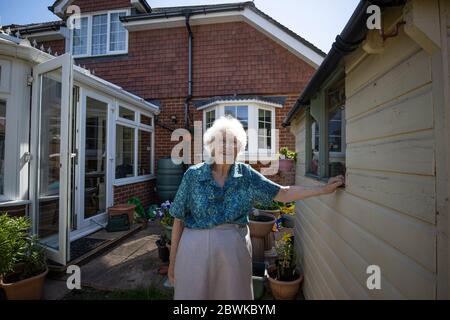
[120,3,248,23]
[282,0,406,127]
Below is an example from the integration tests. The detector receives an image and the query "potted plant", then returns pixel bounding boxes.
[278,147,297,172]
[128,197,149,228]
[268,233,303,300]
[0,214,48,300]
[154,201,174,241]
[249,210,277,262]
[280,202,296,228]
[254,201,281,217]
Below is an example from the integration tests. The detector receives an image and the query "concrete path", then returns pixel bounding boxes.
[44,221,172,299]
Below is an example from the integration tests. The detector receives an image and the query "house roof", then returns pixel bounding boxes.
[282,0,407,126]
[3,20,65,36]
[121,2,325,58]
[48,0,152,16]
[193,95,287,110]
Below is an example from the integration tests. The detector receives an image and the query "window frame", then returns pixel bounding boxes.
[71,9,130,58]
[202,102,278,162]
[305,74,346,180]
[114,101,155,186]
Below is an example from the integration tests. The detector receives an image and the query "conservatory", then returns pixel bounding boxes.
[0,33,159,265]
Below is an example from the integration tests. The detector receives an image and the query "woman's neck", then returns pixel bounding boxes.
[212,163,233,177]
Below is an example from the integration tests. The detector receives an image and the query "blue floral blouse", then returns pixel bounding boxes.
[169,162,282,229]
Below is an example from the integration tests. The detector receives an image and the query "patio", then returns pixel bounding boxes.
[43,220,299,300]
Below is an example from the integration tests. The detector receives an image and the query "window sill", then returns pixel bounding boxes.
[304,173,346,190]
[0,199,32,207]
[74,53,129,61]
[113,174,156,187]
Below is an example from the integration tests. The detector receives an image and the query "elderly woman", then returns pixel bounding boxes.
[168,116,344,300]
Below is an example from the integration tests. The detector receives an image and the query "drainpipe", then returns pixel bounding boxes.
[184,11,193,130]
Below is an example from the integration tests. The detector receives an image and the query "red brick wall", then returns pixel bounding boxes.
[72,0,131,13]
[114,179,157,208]
[37,39,66,56]
[76,22,315,100]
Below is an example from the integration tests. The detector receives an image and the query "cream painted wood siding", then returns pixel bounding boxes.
[290,19,447,299]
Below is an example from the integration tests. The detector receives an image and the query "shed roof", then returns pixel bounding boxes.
[282,0,407,126]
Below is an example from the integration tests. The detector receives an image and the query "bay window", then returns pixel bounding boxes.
[72,10,129,57]
[202,102,278,160]
[115,104,154,183]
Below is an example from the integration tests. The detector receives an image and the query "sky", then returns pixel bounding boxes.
[0,0,359,53]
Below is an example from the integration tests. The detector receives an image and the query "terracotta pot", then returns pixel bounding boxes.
[256,209,280,217]
[108,204,136,225]
[249,213,276,238]
[279,159,294,172]
[0,267,48,300]
[268,271,303,300]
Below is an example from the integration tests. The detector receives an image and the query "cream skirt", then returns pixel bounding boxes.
[174,223,253,300]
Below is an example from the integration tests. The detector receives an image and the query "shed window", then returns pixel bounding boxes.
[305,78,346,179]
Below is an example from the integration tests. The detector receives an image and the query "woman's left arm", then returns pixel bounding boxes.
[274,175,345,203]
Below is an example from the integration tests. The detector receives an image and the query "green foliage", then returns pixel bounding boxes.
[0,214,46,280]
[279,147,297,161]
[274,233,298,281]
[254,201,284,211]
[127,197,147,220]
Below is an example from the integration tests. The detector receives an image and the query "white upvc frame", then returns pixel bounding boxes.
[30,53,73,265]
[74,88,113,233]
[70,9,130,58]
[201,102,279,162]
[114,100,155,186]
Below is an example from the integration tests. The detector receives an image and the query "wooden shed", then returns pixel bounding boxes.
[283,0,449,299]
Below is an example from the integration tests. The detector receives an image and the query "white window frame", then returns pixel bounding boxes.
[71,9,130,58]
[202,102,279,162]
[0,60,12,93]
[114,101,155,186]
[328,107,346,159]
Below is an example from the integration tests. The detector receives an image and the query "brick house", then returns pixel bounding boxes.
[0,0,323,265]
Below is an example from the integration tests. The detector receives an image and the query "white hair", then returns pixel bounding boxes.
[203,116,247,164]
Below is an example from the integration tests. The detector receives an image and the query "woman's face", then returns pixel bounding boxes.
[212,131,239,164]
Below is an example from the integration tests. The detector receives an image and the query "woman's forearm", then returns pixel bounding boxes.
[169,218,185,263]
[274,176,345,203]
[274,185,326,203]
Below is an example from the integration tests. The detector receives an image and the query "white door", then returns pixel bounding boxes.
[30,53,73,265]
[74,89,111,233]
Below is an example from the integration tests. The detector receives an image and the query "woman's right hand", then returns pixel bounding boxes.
[168,261,175,286]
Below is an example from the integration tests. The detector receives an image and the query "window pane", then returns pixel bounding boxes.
[119,106,135,121]
[72,17,88,55]
[258,109,272,150]
[138,130,152,176]
[206,110,215,129]
[225,106,248,151]
[0,100,6,195]
[328,108,342,152]
[115,125,135,179]
[84,97,107,218]
[110,12,127,52]
[310,117,319,176]
[140,114,152,126]
[38,69,62,244]
[92,14,107,55]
